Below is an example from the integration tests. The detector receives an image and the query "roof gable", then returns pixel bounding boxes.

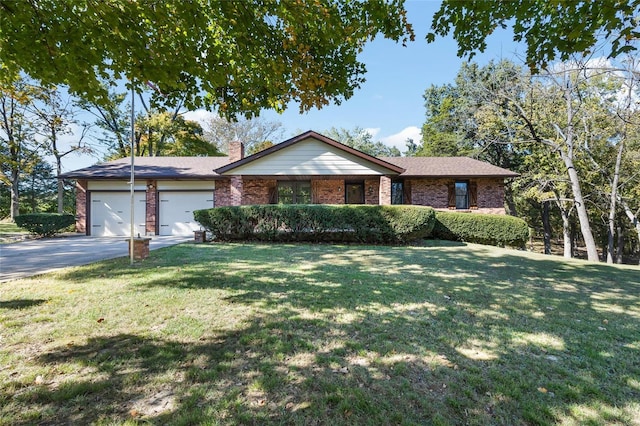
[215,130,405,176]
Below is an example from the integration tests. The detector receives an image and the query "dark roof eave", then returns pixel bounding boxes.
[59,174,223,180]
[398,173,520,178]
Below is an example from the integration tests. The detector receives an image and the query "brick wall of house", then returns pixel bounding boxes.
[214,179,232,207]
[408,177,506,214]
[312,179,344,204]
[409,178,449,208]
[243,179,276,205]
[377,176,391,205]
[363,178,379,204]
[145,180,157,235]
[211,176,506,212]
[230,176,243,206]
[476,178,505,212]
[75,180,87,234]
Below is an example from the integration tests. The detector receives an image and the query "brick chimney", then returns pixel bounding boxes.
[228,141,245,162]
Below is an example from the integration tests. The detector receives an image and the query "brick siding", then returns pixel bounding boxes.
[75,180,87,234]
[312,179,344,204]
[215,179,232,207]
[476,179,505,212]
[408,177,506,214]
[128,238,150,260]
[377,176,391,205]
[409,178,449,208]
[242,179,276,205]
[229,176,243,206]
[145,180,157,235]
[194,176,506,214]
[229,141,245,162]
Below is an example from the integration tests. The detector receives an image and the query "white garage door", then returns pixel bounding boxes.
[91,192,147,237]
[158,191,214,236]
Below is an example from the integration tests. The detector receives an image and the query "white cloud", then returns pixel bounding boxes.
[182,109,216,132]
[364,127,381,138]
[380,126,422,151]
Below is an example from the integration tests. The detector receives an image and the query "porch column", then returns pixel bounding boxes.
[230,175,243,206]
[379,176,392,205]
[75,180,87,234]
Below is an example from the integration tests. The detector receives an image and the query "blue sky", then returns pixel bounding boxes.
[188,1,524,152]
[65,0,524,170]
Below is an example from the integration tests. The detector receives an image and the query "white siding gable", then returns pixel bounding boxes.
[226,138,390,175]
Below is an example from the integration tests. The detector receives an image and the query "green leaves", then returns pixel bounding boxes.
[428,0,640,73]
[194,204,435,244]
[0,0,414,118]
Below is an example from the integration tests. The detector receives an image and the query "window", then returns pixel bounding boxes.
[345,182,364,204]
[277,181,311,204]
[391,181,404,205]
[455,181,469,209]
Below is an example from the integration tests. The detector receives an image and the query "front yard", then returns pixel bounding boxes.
[1,241,639,425]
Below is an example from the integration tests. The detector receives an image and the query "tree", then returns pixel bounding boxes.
[135,112,222,157]
[204,116,285,154]
[577,55,640,263]
[19,158,57,214]
[427,0,640,72]
[30,86,92,213]
[78,90,130,158]
[419,83,472,157]
[403,138,419,157]
[80,85,224,159]
[324,127,401,157]
[1,1,413,118]
[248,140,275,156]
[495,62,602,261]
[419,61,528,215]
[0,76,40,220]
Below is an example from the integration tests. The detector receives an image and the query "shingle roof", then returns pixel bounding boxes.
[59,156,229,179]
[59,135,518,180]
[383,157,519,178]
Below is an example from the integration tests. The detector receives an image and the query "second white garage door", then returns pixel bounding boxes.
[158,191,214,235]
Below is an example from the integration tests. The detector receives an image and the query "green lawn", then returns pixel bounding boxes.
[0,221,27,244]
[1,241,639,425]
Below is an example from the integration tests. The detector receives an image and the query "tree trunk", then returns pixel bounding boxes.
[560,150,599,261]
[561,210,572,259]
[616,224,624,264]
[607,140,624,263]
[619,199,640,265]
[542,201,552,255]
[10,167,20,220]
[505,183,517,216]
[55,154,64,214]
[570,219,578,258]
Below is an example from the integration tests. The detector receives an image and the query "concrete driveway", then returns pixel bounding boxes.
[0,235,190,282]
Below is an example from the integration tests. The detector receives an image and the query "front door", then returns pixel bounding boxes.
[345,182,364,204]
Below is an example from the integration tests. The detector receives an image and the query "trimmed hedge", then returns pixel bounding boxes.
[194,204,436,244]
[14,213,75,237]
[432,211,529,248]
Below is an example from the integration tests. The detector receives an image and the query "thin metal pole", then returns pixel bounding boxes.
[130,82,135,265]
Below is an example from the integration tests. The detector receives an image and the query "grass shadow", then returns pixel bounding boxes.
[3,241,639,424]
[0,299,47,309]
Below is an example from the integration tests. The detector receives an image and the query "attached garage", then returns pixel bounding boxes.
[90,191,147,237]
[158,191,214,235]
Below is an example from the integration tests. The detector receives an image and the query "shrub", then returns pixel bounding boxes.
[432,211,529,248]
[14,213,75,237]
[194,204,436,244]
